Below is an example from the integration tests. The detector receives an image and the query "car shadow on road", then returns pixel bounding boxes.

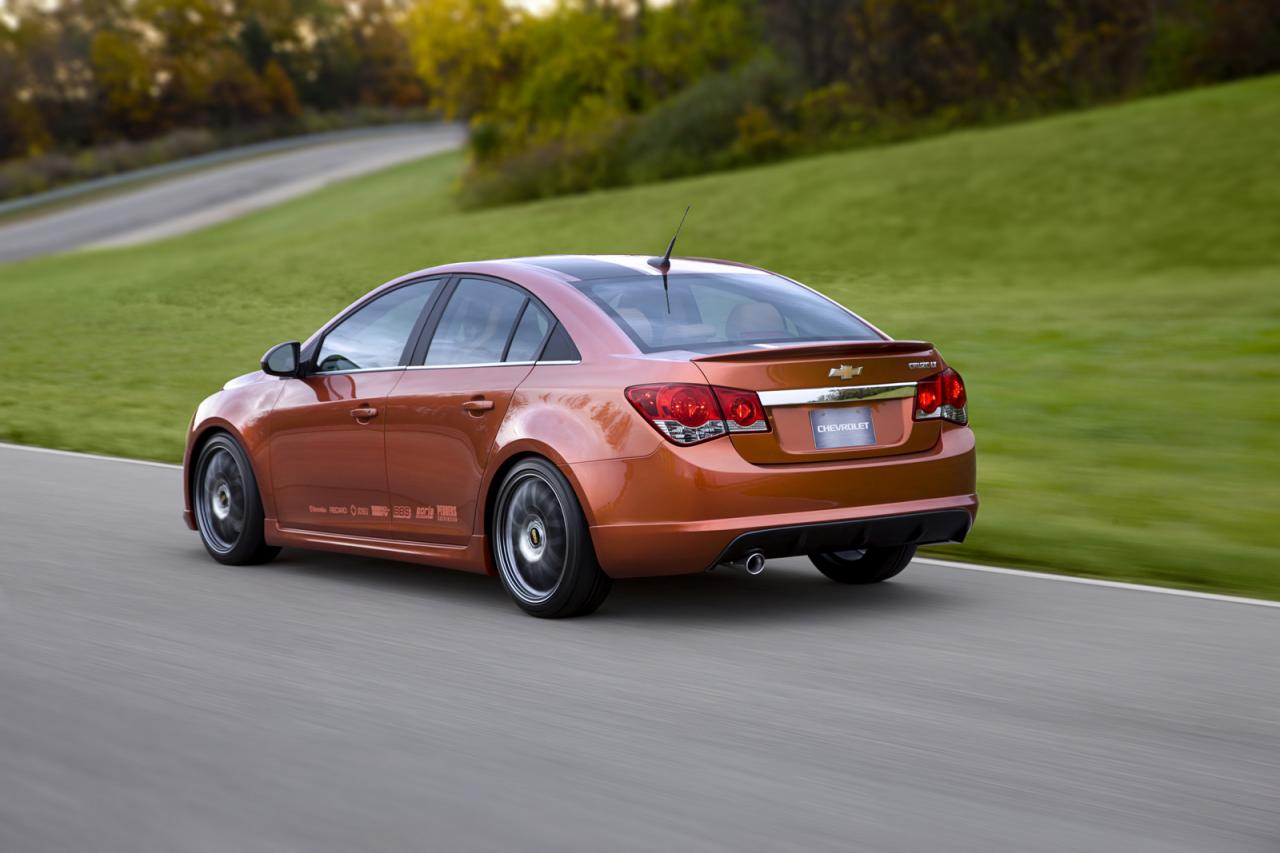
[602,564,957,625]
[255,549,959,625]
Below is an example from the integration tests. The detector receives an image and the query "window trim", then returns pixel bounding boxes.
[408,274,569,368]
[500,298,530,363]
[301,276,448,376]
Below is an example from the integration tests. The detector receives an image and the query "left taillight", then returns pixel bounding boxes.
[913,367,968,425]
[626,383,769,445]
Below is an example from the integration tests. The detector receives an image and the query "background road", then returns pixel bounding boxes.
[1,444,1277,852]
[0,124,464,264]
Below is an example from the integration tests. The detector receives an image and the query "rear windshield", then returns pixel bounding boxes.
[570,272,880,353]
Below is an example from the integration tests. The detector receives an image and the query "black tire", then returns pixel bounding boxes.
[491,457,611,618]
[809,545,916,584]
[192,433,280,566]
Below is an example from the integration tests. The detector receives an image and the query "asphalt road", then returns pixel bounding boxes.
[0,124,464,263]
[1,444,1277,853]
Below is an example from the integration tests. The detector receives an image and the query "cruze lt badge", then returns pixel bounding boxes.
[829,364,863,380]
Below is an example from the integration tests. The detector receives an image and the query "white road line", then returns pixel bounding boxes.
[0,441,180,470]
[914,557,1280,609]
[2,441,1275,610]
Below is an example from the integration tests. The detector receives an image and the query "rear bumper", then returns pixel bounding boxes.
[568,423,977,578]
[713,509,972,565]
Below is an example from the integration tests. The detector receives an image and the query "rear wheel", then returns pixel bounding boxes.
[193,433,280,565]
[492,458,611,618]
[809,545,915,584]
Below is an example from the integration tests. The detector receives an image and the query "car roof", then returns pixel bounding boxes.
[496,254,768,282]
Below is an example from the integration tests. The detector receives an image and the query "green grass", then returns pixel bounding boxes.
[2,76,1278,596]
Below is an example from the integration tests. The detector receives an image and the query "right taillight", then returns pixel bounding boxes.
[914,368,968,425]
[626,383,770,445]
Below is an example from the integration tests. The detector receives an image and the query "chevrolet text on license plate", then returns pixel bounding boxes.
[809,405,876,449]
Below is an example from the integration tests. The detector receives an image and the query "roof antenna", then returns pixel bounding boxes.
[648,205,689,313]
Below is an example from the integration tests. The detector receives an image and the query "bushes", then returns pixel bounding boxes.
[625,60,795,183]
[456,0,1280,209]
[458,61,796,207]
[459,117,634,208]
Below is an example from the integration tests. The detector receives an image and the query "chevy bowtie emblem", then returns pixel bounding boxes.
[828,364,863,380]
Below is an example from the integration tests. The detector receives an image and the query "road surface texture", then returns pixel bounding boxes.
[0,124,463,264]
[1,443,1277,852]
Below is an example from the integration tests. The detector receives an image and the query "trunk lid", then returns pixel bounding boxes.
[692,341,942,464]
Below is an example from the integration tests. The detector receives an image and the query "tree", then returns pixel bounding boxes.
[404,0,515,118]
[90,29,158,135]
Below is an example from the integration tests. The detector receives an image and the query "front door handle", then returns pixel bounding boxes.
[350,406,379,421]
[462,399,495,413]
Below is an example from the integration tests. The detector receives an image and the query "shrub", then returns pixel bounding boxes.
[623,59,796,184]
[458,117,633,208]
[455,60,799,208]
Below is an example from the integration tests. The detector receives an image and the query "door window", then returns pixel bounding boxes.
[314,280,439,373]
[425,278,528,366]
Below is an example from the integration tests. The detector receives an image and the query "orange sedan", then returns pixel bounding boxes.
[183,255,976,617]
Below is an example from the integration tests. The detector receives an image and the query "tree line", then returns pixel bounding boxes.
[3,0,1277,204]
[404,0,1280,206]
[1,0,424,161]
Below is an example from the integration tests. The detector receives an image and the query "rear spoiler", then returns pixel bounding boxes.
[692,340,935,364]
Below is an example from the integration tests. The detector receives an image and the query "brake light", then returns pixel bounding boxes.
[626,383,770,445]
[941,369,966,409]
[916,375,941,414]
[712,386,769,433]
[913,368,967,425]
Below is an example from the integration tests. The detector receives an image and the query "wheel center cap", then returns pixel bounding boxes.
[211,482,232,521]
[519,517,547,562]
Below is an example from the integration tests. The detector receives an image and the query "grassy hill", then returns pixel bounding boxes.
[2,75,1277,596]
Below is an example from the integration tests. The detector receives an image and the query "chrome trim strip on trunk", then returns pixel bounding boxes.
[757,382,917,407]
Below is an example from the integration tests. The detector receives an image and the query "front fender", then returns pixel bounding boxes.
[182,379,285,523]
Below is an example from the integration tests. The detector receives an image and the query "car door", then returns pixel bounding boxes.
[383,276,556,544]
[268,278,443,536]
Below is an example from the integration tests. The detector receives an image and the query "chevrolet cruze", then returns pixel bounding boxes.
[183,254,976,617]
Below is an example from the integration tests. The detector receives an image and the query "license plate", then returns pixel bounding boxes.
[810,406,876,449]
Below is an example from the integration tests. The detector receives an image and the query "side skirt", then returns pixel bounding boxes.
[266,521,495,575]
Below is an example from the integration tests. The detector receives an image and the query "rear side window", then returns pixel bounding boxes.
[314,279,439,373]
[426,278,527,366]
[506,302,552,362]
[571,273,879,353]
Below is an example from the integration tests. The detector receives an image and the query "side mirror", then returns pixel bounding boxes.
[261,341,301,377]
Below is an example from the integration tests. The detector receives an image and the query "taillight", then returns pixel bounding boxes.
[712,386,769,433]
[626,383,770,445]
[914,368,968,425]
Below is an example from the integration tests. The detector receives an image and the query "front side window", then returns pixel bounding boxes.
[314,279,439,373]
[571,273,880,354]
[426,278,530,366]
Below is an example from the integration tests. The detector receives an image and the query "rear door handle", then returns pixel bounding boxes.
[350,406,379,421]
[462,399,495,413]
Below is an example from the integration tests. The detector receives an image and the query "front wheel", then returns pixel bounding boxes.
[809,545,915,584]
[192,433,280,566]
[492,458,611,618]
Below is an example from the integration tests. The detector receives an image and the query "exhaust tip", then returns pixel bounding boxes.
[744,552,765,575]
